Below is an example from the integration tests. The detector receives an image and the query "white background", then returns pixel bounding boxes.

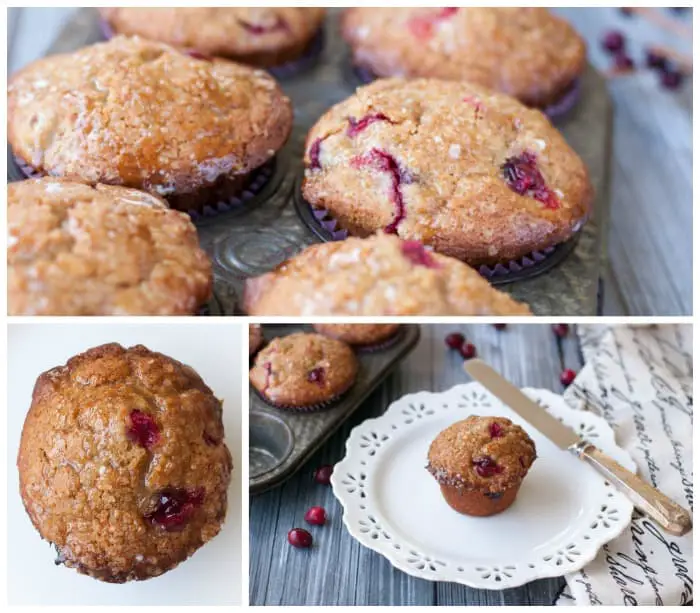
[6,322,243,606]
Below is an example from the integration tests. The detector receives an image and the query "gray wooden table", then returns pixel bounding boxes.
[7,8,692,316]
[249,324,584,605]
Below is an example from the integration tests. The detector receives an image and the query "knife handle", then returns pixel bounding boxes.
[574,442,692,537]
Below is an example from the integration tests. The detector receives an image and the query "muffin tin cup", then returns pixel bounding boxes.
[249,323,420,494]
[293,176,583,286]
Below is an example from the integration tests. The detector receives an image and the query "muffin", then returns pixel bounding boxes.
[17,343,233,582]
[243,234,532,316]
[427,416,536,517]
[8,178,212,316]
[100,8,326,69]
[342,8,586,110]
[250,333,358,411]
[313,323,401,349]
[249,324,264,357]
[8,36,293,213]
[302,78,592,267]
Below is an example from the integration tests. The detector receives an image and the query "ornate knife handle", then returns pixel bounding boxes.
[573,442,692,537]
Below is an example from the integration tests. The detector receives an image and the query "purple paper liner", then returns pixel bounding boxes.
[351,64,581,118]
[353,328,405,354]
[310,207,349,240]
[100,18,324,79]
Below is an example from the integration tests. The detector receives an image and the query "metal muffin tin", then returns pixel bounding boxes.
[249,324,420,494]
[8,8,612,316]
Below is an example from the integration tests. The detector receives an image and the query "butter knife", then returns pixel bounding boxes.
[464,359,692,537]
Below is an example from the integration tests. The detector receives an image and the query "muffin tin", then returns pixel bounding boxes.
[8,8,612,316]
[249,324,420,494]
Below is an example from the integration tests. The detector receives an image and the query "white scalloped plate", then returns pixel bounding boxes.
[331,383,635,590]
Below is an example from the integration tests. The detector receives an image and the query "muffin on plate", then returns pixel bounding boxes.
[313,323,401,350]
[249,324,264,357]
[250,333,358,411]
[342,8,586,111]
[17,343,233,582]
[7,36,293,213]
[8,178,212,316]
[100,7,326,69]
[302,78,591,267]
[243,234,532,316]
[427,416,536,517]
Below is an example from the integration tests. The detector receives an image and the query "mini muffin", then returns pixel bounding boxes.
[313,323,401,349]
[342,8,586,109]
[243,234,532,316]
[249,324,264,357]
[8,178,212,316]
[17,343,233,582]
[7,36,293,213]
[250,333,358,411]
[303,78,592,267]
[100,8,325,69]
[427,416,536,517]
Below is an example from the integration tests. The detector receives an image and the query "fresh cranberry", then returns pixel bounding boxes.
[552,324,570,338]
[307,367,326,385]
[308,138,323,170]
[501,151,559,210]
[313,464,334,485]
[614,53,635,72]
[351,148,411,234]
[444,332,465,350]
[645,50,668,71]
[304,506,327,526]
[126,410,160,450]
[238,16,288,35]
[472,456,503,478]
[347,113,393,137]
[661,69,684,90]
[288,528,313,548]
[401,240,440,269]
[146,487,204,531]
[493,324,507,331]
[602,31,625,54]
[460,342,477,360]
[560,368,577,387]
[489,422,504,438]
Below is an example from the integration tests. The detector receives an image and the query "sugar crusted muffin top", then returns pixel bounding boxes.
[243,234,532,316]
[8,36,293,198]
[8,178,212,316]
[342,7,586,108]
[303,78,591,266]
[17,343,233,582]
[428,416,536,493]
[100,8,326,64]
[250,333,358,407]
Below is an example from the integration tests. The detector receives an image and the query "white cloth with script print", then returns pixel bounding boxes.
[556,325,693,606]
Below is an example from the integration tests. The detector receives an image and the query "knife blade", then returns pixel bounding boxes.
[463,359,692,537]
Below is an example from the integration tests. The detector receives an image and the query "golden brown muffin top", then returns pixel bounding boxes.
[17,343,233,582]
[8,36,293,197]
[8,178,212,315]
[342,8,586,107]
[428,416,536,493]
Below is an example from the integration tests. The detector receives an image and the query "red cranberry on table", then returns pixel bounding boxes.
[560,369,577,387]
[445,332,465,350]
[493,324,507,331]
[645,50,668,71]
[460,342,477,360]
[304,506,327,526]
[313,464,334,485]
[614,53,635,72]
[288,528,313,548]
[660,69,684,90]
[602,31,626,53]
[552,324,570,338]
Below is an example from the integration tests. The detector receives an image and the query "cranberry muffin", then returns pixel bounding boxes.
[17,343,233,582]
[427,416,536,517]
[342,8,586,109]
[250,333,358,411]
[8,36,293,213]
[100,8,325,68]
[249,324,264,357]
[313,323,401,349]
[8,178,212,316]
[243,234,532,316]
[303,78,591,267]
